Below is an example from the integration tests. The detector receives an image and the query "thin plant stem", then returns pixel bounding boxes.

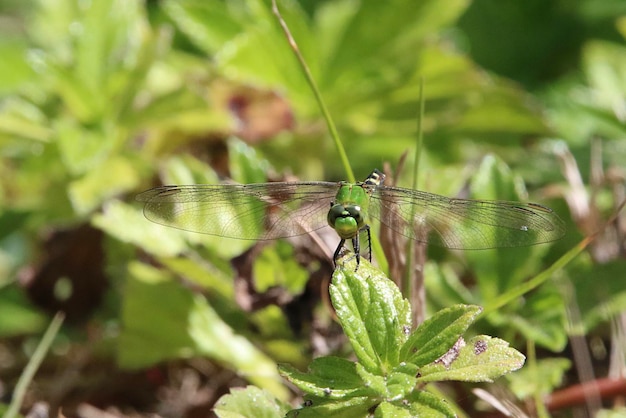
[271,0,355,184]
[271,0,388,269]
[5,312,65,418]
[402,79,425,324]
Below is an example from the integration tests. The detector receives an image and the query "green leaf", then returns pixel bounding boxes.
[68,156,141,215]
[31,0,151,122]
[374,402,412,418]
[228,137,270,184]
[385,370,418,400]
[405,390,458,418]
[330,259,412,374]
[417,336,525,383]
[92,200,189,257]
[55,118,117,175]
[159,256,234,298]
[286,396,379,418]
[278,356,375,400]
[317,0,469,98]
[165,0,310,99]
[253,241,308,294]
[163,0,243,55]
[214,386,291,418]
[355,362,417,401]
[400,304,482,367]
[118,262,288,399]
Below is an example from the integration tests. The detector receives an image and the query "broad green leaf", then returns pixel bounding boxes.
[214,386,290,418]
[278,356,375,400]
[400,304,482,367]
[92,200,189,257]
[118,262,287,399]
[286,396,378,418]
[158,256,233,297]
[417,336,525,383]
[330,259,412,373]
[118,262,205,367]
[405,390,458,418]
[68,156,141,215]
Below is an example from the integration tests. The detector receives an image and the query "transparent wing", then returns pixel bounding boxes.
[136,182,340,240]
[370,186,566,249]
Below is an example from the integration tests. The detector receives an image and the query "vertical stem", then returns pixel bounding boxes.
[271,0,355,184]
[403,79,426,326]
[5,312,65,418]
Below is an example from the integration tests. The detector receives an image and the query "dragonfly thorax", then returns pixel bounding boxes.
[327,203,365,239]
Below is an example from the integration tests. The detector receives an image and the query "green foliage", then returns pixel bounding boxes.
[214,386,291,418]
[507,357,571,399]
[119,261,288,399]
[0,285,47,337]
[277,259,523,416]
[1,0,625,416]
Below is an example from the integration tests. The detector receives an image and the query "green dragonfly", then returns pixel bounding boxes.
[136,169,565,267]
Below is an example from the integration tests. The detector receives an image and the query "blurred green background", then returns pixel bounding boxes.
[1,0,625,416]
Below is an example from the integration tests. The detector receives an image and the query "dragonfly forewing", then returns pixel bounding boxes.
[136,182,340,240]
[370,186,566,249]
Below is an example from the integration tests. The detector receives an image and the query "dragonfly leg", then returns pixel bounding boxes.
[352,236,359,270]
[333,238,346,267]
[351,225,371,271]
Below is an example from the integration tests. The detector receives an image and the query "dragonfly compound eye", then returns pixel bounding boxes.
[346,205,362,223]
[328,204,361,239]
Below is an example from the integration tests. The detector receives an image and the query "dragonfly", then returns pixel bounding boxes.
[136,169,566,268]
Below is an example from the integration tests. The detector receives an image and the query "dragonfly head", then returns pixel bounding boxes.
[327,203,364,239]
